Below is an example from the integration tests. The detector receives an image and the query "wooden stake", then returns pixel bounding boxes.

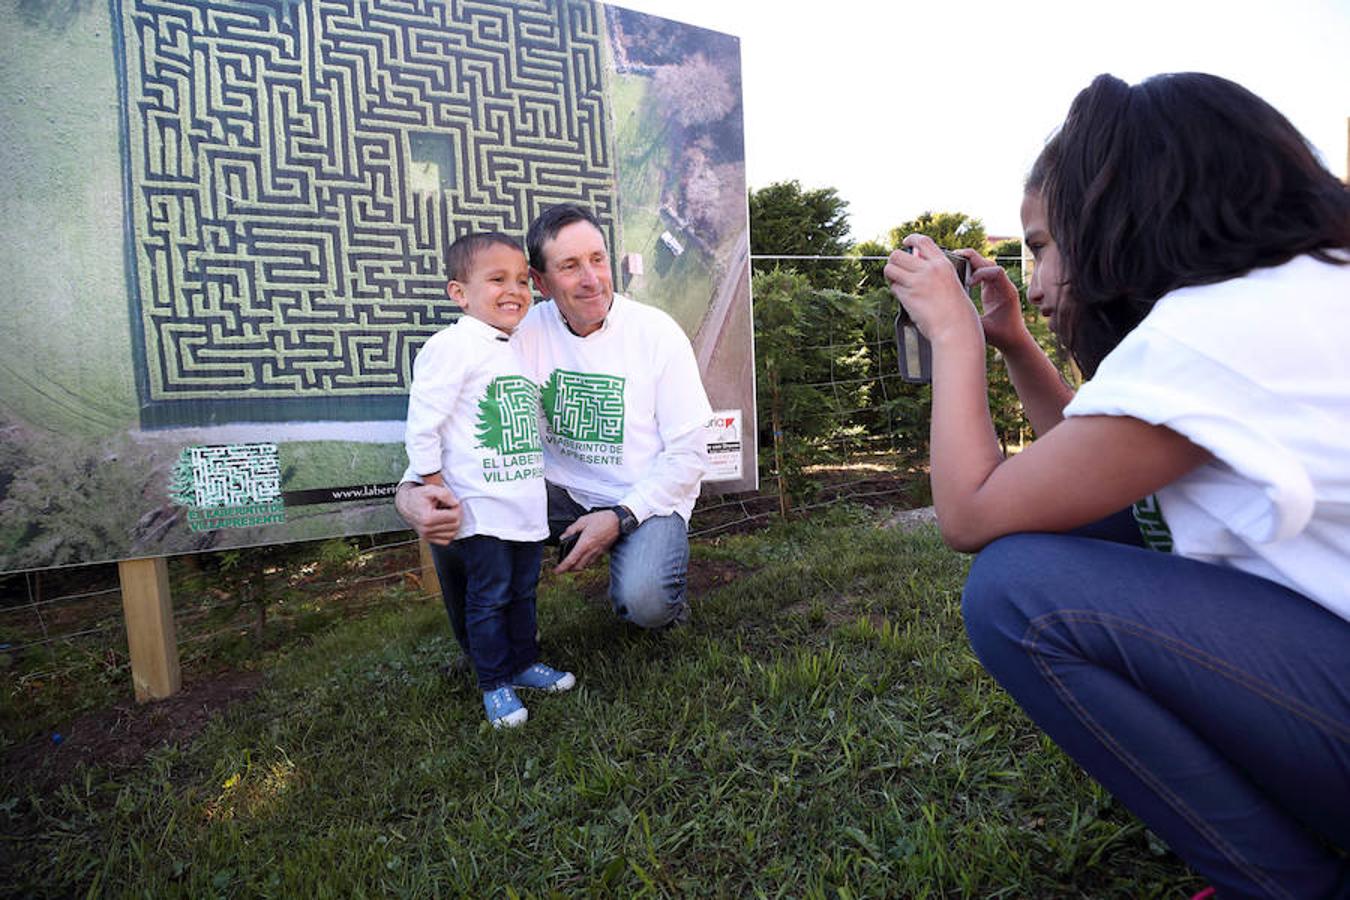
[419,540,442,601]
[117,557,181,702]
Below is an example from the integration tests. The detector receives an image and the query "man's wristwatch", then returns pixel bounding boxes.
[610,504,639,537]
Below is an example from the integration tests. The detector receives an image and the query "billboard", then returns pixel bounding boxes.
[0,0,756,573]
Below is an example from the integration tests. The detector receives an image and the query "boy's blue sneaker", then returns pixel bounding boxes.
[483,686,528,728]
[511,662,576,693]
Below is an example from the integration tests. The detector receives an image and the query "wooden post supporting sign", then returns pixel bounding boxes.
[419,540,443,602]
[117,557,181,702]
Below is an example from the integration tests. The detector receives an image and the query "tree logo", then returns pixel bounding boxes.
[475,375,541,454]
[1132,495,1174,553]
[167,444,286,532]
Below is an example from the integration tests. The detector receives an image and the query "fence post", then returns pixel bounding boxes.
[117,557,181,702]
[418,540,442,601]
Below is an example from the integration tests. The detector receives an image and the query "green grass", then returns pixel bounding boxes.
[2,508,1199,896]
[279,442,407,490]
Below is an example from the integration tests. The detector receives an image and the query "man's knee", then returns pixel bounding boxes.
[607,514,690,629]
[611,570,685,629]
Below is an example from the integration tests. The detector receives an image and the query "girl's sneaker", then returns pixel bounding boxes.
[483,686,528,728]
[511,662,576,693]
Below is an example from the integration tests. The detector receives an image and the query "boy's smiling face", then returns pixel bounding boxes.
[448,243,533,333]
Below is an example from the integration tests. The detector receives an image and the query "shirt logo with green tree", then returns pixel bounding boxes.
[1132,494,1175,553]
[476,376,541,455]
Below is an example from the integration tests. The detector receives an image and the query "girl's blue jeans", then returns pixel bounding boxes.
[456,535,542,690]
[963,512,1349,899]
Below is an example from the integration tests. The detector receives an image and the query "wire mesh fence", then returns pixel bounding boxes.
[3,255,973,690]
[0,534,431,678]
[0,453,931,678]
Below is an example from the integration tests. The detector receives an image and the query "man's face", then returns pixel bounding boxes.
[530,220,614,337]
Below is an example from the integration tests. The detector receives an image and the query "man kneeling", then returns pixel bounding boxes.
[397,203,712,654]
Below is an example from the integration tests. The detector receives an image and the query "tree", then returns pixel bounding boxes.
[886,211,986,252]
[856,285,932,459]
[988,238,1023,279]
[0,424,163,569]
[849,238,892,294]
[748,181,853,291]
[652,54,735,129]
[752,270,870,509]
[678,144,744,241]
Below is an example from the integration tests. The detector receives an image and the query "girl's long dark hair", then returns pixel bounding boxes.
[1027,72,1350,377]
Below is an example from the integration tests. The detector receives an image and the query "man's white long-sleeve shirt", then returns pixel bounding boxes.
[513,294,712,523]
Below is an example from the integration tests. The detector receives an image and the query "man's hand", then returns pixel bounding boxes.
[394,482,462,545]
[553,509,621,574]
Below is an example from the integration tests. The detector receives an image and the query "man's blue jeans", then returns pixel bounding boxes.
[455,535,542,690]
[546,482,691,629]
[429,483,691,662]
[963,514,1350,898]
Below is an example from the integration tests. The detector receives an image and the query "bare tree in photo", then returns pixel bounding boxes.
[653,54,735,128]
[681,146,722,230]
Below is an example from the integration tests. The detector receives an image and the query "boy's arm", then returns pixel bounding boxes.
[404,333,466,477]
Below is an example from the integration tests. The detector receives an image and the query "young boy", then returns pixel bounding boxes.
[405,232,575,728]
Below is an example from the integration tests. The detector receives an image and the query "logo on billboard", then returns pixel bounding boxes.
[703,410,743,482]
[168,444,286,532]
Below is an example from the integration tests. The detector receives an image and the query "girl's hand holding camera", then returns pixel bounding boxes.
[883,234,982,348]
[951,248,1033,355]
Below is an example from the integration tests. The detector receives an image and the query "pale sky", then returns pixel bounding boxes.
[615,0,1350,243]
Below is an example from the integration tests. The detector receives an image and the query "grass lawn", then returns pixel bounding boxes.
[2,507,1199,896]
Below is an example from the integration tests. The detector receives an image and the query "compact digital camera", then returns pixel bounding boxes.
[894,249,972,384]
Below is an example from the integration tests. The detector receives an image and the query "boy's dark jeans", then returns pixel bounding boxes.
[455,535,543,690]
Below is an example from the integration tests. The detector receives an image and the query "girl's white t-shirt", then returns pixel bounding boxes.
[1065,254,1350,622]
